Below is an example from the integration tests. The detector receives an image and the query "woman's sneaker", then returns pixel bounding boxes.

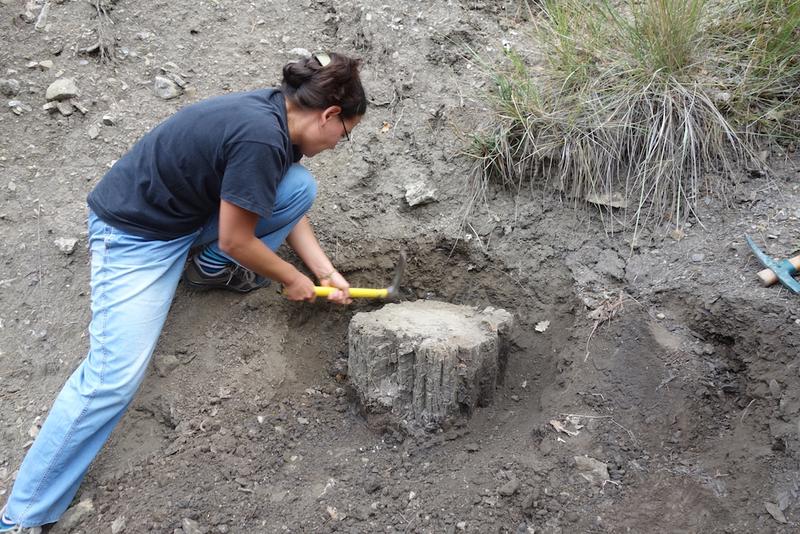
[0,506,43,533]
[182,257,270,293]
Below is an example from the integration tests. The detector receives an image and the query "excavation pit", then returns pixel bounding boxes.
[347,300,514,430]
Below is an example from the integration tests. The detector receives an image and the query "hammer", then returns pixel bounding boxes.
[294,251,406,299]
[745,235,800,294]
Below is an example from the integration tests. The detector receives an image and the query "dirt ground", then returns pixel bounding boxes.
[1,0,800,532]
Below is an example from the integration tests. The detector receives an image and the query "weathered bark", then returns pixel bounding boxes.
[348,300,513,429]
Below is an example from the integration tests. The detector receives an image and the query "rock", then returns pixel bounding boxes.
[585,192,627,209]
[348,301,513,428]
[102,114,114,125]
[182,518,206,534]
[111,516,127,534]
[0,79,21,97]
[46,78,78,101]
[669,227,685,241]
[498,476,520,496]
[20,0,38,23]
[154,352,181,377]
[49,499,94,534]
[42,101,59,113]
[769,379,781,398]
[154,75,182,100]
[34,1,50,30]
[690,253,705,263]
[404,180,438,207]
[54,237,78,255]
[8,100,31,115]
[87,124,100,139]
[764,502,787,524]
[38,60,53,70]
[56,100,74,116]
[574,456,610,486]
[72,100,89,114]
[465,443,480,452]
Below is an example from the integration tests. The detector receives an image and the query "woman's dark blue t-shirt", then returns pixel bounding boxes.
[88,88,301,240]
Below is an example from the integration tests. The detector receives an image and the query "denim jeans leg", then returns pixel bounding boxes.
[3,212,197,527]
[192,163,317,257]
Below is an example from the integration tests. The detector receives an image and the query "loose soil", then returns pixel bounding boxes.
[1,1,799,533]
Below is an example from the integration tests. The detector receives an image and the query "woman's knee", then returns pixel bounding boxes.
[282,164,317,212]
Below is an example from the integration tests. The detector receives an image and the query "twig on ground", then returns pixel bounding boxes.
[584,290,626,362]
[561,413,637,444]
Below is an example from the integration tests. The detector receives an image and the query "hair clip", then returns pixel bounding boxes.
[313,53,331,67]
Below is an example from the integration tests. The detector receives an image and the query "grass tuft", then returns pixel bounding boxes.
[468,0,800,234]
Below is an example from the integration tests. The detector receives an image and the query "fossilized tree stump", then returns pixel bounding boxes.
[348,300,514,429]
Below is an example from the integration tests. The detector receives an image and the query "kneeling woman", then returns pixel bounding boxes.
[1,52,365,530]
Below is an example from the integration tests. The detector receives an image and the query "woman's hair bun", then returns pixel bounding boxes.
[281,52,367,118]
[281,59,316,90]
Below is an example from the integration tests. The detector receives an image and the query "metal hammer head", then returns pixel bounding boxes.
[386,251,407,299]
[745,235,800,294]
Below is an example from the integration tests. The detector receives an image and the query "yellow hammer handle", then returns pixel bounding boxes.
[314,286,388,298]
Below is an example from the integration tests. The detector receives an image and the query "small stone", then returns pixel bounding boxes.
[0,78,21,97]
[72,100,88,114]
[656,312,665,319]
[765,502,788,524]
[54,237,78,255]
[574,456,610,485]
[154,353,181,377]
[46,78,79,101]
[87,124,100,139]
[456,522,467,531]
[670,228,685,241]
[8,100,31,114]
[297,417,309,425]
[182,517,205,534]
[102,114,114,126]
[56,100,74,116]
[498,477,520,496]
[288,47,311,58]
[465,443,480,452]
[38,60,54,70]
[690,253,705,263]
[50,499,94,534]
[111,516,127,534]
[154,75,182,100]
[769,379,781,398]
[42,101,58,113]
[404,180,438,207]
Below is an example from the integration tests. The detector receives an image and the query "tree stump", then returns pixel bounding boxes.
[348,300,514,429]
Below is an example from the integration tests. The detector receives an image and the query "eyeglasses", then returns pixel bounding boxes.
[339,115,351,142]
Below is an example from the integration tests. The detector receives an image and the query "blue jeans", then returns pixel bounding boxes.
[4,164,316,527]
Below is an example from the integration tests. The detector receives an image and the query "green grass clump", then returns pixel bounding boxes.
[469,0,800,233]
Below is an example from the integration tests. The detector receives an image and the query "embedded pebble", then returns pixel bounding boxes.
[0,79,21,97]
[46,78,78,101]
[54,237,78,255]
[153,76,182,100]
